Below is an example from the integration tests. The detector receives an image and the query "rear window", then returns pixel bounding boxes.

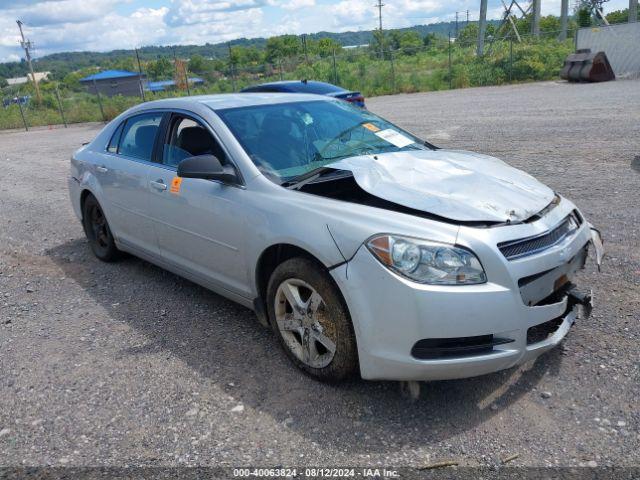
[294,82,345,94]
[107,122,124,153]
[244,82,345,95]
[241,86,268,93]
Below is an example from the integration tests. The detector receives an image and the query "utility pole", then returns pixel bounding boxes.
[630,0,638,22]
[375,0,385,59]
[455,12,459,38]
[302,34,309,63]
[92,79,106,122]
[227,42,237,92]
[560,0,569,39]
[466,9,469,26]
[332,48,338,84]
[54,83,67,128]
[183,62,191,96]
[173,47,179,81]
[477,0,488,56]
[134,48,146,101]
[448,31,452,89]
[531,0,541,36]
[16,20,41,103]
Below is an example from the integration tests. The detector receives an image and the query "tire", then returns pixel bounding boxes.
[82,194,121,262]
[266,257,358,381]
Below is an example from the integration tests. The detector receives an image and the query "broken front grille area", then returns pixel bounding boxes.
[527,317,564,345]
[411,335,514,360]
[498,211,582,261]
[517,244,589,306]
[526,284,592,345]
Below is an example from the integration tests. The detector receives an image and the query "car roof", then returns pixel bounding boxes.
[242,80,346,93]
[251,80,335,87]
[136,92,332,111]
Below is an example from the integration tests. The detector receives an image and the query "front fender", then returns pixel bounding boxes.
[248,230,346,295]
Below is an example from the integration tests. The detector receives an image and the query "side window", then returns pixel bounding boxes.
[118,113,162,161]
[162,116,227,168]
[107,122,124,153]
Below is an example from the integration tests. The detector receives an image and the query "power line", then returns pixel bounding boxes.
[16,20,41,103]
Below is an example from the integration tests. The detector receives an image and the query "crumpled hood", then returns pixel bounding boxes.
[329,149,555,223]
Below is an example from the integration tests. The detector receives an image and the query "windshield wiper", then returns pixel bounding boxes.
[281,166,337,190]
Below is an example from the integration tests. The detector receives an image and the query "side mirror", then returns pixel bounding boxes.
[177,154,238,184]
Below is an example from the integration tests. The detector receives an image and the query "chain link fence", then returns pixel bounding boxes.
[0,30,575,131]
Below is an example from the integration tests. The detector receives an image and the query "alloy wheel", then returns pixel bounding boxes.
[274,278,337,369]
[89,203,110,249]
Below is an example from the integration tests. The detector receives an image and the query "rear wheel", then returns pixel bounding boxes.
[267,257,358,381]
[82,194,121,262]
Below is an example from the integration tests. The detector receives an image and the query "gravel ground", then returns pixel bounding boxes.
[0,80,638,470]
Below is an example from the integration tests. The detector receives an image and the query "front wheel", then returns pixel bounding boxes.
[267,257,358,381]
[82,194,121,262]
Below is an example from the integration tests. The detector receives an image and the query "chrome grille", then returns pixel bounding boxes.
[498,215,579,260]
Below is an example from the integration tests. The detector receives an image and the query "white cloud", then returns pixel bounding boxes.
[0,0,634,63]
[0,5,169,60]
[165,0,270,26]
[0,0,269,61]
[397,0,444,13]
[332,0,375,29]
[16,0,123,26]
[167,8,265,44]
[269,15,302,34]
[279,0,315,11]
[0,0,63,9]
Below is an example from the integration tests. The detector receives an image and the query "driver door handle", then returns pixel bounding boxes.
[150,179,167,191]
[96,166,108,173]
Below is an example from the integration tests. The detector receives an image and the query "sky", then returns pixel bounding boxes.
[0,0,631,62]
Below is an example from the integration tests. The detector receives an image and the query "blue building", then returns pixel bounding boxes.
[80,70,146,97]
[146,77,205,92]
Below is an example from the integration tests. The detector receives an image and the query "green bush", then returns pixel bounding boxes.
[1,37,575,130]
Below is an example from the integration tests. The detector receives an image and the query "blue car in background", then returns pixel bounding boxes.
[2,95,30,108]
[241,80,365,108]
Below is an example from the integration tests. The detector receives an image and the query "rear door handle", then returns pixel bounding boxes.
[150,179,167,191]
[96,166,108,173]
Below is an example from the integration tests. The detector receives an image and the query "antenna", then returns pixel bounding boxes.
[16,20,42,103]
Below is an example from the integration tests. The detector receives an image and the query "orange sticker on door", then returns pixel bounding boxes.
[170,177,183,194]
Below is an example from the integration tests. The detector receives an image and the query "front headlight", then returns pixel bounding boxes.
[366,234,487,285]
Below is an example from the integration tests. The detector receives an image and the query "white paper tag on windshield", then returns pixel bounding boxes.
[374,129,414,148]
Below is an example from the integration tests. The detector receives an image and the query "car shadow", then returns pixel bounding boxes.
[46,238,562,454]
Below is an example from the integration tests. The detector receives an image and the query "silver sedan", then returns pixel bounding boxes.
[68,93,603,382]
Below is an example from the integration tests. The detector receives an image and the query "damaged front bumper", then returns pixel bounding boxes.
[590,227,605,269]
[330,202,603,382]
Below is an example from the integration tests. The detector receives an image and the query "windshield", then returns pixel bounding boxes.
[217,100,430,182]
